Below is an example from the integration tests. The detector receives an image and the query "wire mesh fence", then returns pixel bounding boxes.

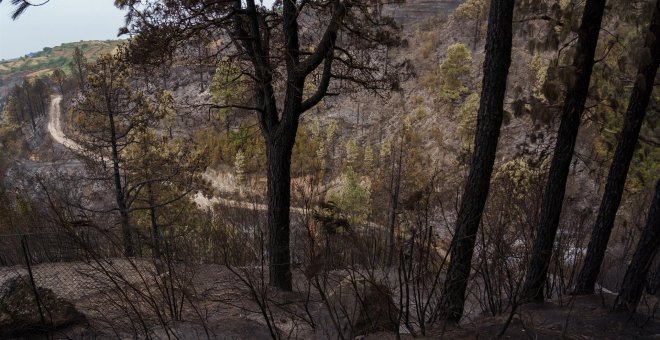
[0,204,387,338]
[3,231,94,266]
[0,228,120,293]
[0,227,151,335]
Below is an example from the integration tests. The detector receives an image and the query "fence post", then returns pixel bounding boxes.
[20,233,48,327]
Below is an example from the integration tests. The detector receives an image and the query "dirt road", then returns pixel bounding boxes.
[47,95,84,152]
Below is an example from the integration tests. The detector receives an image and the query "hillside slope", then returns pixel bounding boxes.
[0,40,122,103]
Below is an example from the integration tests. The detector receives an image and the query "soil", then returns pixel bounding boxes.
[2,260,660,339]
[438,294,660,339]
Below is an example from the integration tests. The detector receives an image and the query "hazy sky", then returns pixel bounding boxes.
[0,0,127,60]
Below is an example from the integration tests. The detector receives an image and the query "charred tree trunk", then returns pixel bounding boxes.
[108,111,134,257]
[386,133,403,267]
[73,48,87,91]
[521,0,606,302]
[228,0,346,291]
[472,7,483,51]
[56,79,65,96]
[266,129,297,291]
[39,93,47,117]
[118,204,133,257]
[23,85,37,132]
[574,2,660,295]
[438,0,515,323]
[15,93,27,124]
[614,180,660,312]
[35,80,48,117]
[147,181,162,264]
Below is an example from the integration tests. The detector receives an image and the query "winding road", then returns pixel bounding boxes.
[47,95,84,152]
[45,95,301,212]
[45,95,447,257]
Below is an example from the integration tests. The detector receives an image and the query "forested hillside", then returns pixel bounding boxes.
[0,0,658,338]
[0,40,121,104]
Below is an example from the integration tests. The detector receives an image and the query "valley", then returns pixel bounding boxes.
[0,0,658,338]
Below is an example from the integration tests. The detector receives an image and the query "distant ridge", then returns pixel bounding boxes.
[0,39,123,103]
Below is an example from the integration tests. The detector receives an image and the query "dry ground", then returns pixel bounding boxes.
[3,260,660,339]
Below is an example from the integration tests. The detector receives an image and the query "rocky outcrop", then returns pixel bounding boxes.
[0,275,84,337]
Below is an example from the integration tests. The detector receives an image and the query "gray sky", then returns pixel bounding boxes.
[0,0,127,60]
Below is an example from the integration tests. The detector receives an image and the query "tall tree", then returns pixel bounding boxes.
[69,47,87,90]
[454,0,489,51]
[118,0,398,290]
[437,0,515,323]
[6,85,29,129]
[72,53,156,257]
[21,79,38,131]
[574,0,660,295]
[30,76,49,116]
[613,179,660,312]
[129,126,206,266]
[51,68,66,95]
[4,78,51,132]
[522,0,607,302]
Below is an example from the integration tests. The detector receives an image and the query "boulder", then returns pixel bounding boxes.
[317,276,398,339]
[0,275,84,337]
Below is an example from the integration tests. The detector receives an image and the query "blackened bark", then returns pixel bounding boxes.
[386,135,403,267]
[614,180,660,312]
[14,89,27,124]
[229,0,347,291]
[147,182,162,264]
[35,80,47,116]
[264,7,305,288]
[522,0,606,302]
[23,85,37,132]
[438,0,515,323]
[108,111,134,257]
[574,1,660,295]
[267,132,296,291]
[73,48,86,90]
[472,7,483,51]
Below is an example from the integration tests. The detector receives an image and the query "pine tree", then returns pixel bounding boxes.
[454,0,489,50]
[522,0,607,302]
[438,44,473,101]
[363,145,374,171]
[234,149,246,185]
[117,0,398,290]
[327,167,371,225]
[69,47,87,90]
[457,93,480,152]
[438,0,515,323]
[574,0,660,295]
[614,180,660,312]
[72,52,160,257]
[345,138,359,168]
